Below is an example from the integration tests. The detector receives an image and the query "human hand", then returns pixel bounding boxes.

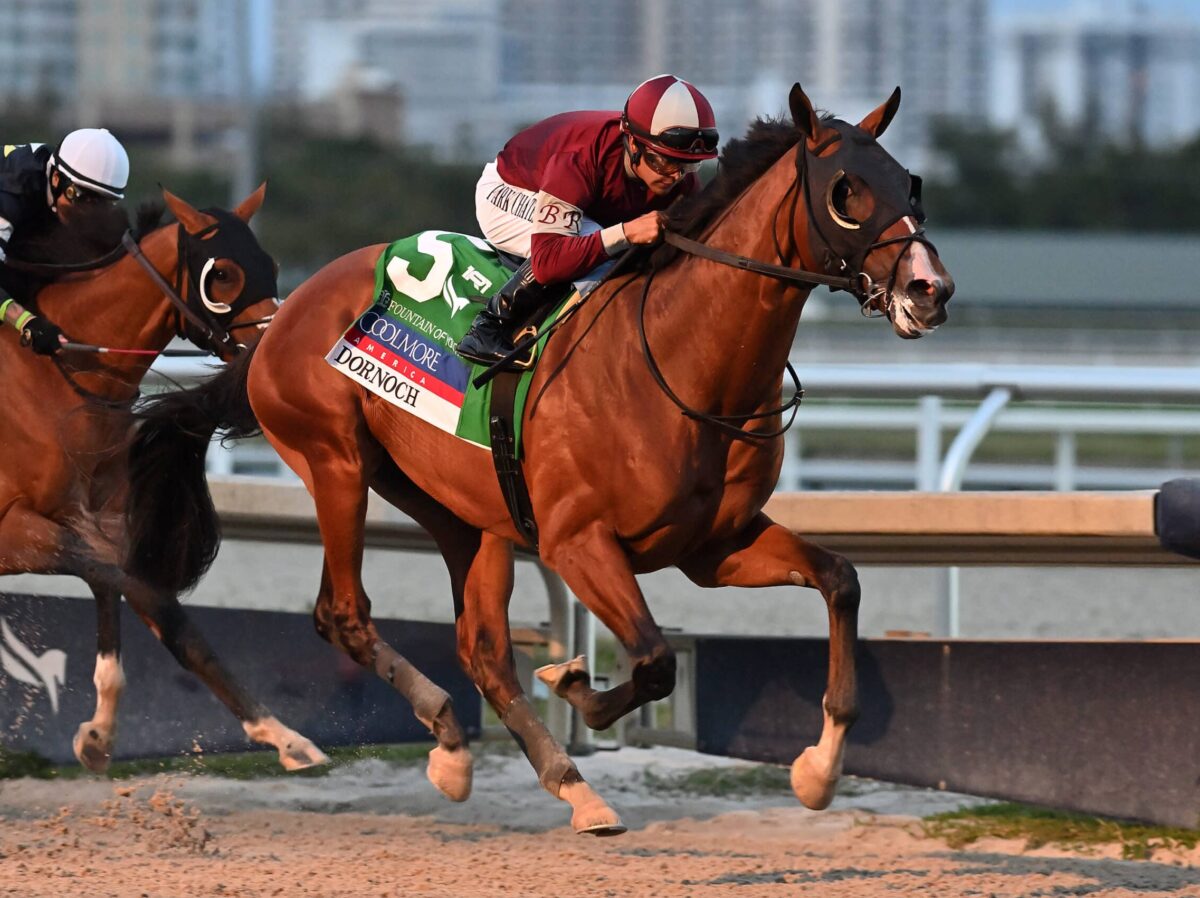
[20,316,66,355]
[622,211,666,245]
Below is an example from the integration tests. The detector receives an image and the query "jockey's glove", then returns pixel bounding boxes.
[20,316,65,355]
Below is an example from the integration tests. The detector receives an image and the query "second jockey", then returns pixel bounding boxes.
[0,128,130,355]
[456,74,719,367]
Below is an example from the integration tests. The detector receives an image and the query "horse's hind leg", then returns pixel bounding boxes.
[452,530,624,835]
[278,441,471,801]
[678,512,860,811]
[119,577,329,771]
[372,459,619,831]
[72,584,125,772]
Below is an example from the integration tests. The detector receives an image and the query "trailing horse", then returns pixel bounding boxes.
[0,186,327,773]
[125,85,952,832]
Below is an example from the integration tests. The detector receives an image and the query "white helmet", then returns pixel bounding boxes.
[53,128,129,199]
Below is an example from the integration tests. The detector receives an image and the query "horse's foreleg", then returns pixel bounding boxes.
[680,513,860,810]
[120,577,329,771]
[305,461,470,801]
[539,523,674,732]
[455,532,623,835]
[72,584,124,772]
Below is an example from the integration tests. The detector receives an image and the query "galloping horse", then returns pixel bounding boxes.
[125,86,952,832]
[0,186,327,773]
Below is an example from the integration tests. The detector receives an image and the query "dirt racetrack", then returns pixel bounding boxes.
[2,746,1197,898]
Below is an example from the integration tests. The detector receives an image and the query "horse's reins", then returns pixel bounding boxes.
[636,248,806,442]
[2,243,127,274]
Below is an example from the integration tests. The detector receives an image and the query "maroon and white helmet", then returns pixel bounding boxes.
[622,74,719,161]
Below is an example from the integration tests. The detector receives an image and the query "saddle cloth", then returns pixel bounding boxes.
[325,230,568,450]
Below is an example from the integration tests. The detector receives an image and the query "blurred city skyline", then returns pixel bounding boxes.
[1,0,1197,171]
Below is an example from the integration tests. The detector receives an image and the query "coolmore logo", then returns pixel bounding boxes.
[0,617,67,715]
[356,310,448,374]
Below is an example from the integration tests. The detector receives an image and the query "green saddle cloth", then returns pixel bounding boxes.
[325,230,567,450]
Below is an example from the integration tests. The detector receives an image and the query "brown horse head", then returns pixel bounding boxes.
[790,83,954,339]
[163,184,279,359]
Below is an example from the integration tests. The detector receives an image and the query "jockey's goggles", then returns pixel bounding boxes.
[637,143,701,177]
[628,123,719,156]
[63,181,116,205]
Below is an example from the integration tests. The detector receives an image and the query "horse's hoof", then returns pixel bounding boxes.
[790,747,839,810]
[73,723,113,774]
[535,655,590,696]
[571,799,626,836]
[279,736,330,771]
[427,745,473,802]
[560,779,625,836]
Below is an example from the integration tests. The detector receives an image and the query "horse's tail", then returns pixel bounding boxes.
[125,343,262,594]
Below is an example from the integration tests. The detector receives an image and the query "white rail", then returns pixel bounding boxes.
[170,360,1200,642]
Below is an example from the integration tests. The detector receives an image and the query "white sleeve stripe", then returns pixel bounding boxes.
[0,217,11,262]
[600,224,629,256]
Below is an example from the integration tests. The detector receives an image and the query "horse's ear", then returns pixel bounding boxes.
[232,182,267,223]
[789,83,823,142]
[162,188,218,234]
[859,86,902,139]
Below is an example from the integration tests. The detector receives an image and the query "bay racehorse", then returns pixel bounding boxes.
[0,186,327,773]
[124,85,952,832]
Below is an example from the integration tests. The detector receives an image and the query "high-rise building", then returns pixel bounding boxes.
[500,0,987,167]
[282,0,502,157]
[0,0,77,106]
[794,0,989,164]
[2,0,993,166]
[272,0,375,99]
[993,0,1200,150]
[76,0,247,103]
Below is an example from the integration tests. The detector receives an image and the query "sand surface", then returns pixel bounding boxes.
[1,747,1197,898]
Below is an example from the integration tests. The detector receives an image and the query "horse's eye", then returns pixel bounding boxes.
[213,269,228,280]
[828,175,860,229]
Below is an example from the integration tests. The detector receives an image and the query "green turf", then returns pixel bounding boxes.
[642,763,792,798]
[0,742,432,781]
[923,802,1200,860]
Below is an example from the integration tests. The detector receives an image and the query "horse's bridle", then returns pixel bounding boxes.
[122,223,273,358]
[642,123,934,441]
[8,222,274,405]
[9,223,271,357]
[789,121,934,320]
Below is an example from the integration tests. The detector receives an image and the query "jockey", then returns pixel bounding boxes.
[0,128,130,355]
[456,74,719,367]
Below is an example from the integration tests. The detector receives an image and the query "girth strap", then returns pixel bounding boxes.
[487,368,539,549]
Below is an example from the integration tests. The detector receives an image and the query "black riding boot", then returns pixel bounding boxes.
[456,260,549,367]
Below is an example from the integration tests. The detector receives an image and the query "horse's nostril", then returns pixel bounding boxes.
[907,278,938,298]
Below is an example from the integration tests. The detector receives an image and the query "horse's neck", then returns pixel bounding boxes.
[649,149,810,414]
[38,226,180,352]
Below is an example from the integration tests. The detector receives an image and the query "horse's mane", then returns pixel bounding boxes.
[649,113,831,271]
[8,205,128,267]
[0,200,167,304]
[133,201,167,241]
[669,117,802,237]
